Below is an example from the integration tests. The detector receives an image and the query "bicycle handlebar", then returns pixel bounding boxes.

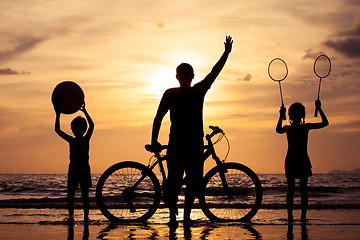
[145,126,224,153]
[209,125,224,134]
[207,125,224,139]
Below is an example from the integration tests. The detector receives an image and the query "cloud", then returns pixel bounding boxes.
[323,24,360,58]
[0,68,30,75]
[157,21,165,28]
[237,73,252,81]
[302,49,325,59]
[0,36,45,62]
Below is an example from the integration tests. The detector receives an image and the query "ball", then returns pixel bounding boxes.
[51,81,85,114]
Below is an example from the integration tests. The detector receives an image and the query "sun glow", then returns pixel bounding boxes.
[148,66,179,97]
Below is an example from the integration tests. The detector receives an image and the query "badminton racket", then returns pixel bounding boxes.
[268,58,288,120]
[314,55,331,117]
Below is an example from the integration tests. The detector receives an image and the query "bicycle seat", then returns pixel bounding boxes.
[145,144,167,153]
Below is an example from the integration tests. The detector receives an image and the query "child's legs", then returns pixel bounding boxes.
[299,177,309,220]
[67,175,78,217]
[286,176,296,220]
[80,175,91,220]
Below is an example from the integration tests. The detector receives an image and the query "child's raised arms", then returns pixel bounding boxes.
[54,102,94,142]
[276,100,329,134]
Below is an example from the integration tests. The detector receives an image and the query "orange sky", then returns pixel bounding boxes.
[0,0,359,174]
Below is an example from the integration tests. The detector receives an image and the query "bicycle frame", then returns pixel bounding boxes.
[146,126,231,197]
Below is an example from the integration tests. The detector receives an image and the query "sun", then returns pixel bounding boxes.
[147,53,204,97]
[148,66,179,97]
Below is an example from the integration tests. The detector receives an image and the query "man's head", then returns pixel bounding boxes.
[176,63,194,87]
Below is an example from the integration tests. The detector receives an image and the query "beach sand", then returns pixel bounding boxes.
[0,209,359,239]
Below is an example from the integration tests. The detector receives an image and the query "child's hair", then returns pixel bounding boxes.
[71,116,87,136]
[288,102,305,124]
[176,63,194,82]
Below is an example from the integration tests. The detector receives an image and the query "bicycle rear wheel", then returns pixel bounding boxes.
[96,161,161,222]
[199,162,262,222]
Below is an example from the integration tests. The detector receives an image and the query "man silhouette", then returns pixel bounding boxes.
[151,36,233,226]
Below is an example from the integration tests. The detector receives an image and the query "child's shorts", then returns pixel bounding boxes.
[68,172,92,190]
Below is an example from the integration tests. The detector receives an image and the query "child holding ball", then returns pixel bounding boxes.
[55,103,94,223]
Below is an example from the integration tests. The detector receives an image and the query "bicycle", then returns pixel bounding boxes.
[96,126,263,223]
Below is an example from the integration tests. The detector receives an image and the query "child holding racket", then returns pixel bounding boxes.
[276,100,328,222]
[55,103,94,223]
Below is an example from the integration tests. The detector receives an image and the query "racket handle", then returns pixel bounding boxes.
[280,105,286,120]
[314,99,320,117]
[314,107,319,117]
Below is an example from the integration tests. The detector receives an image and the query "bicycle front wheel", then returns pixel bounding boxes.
[96,161,161,222]
[199,162,262,222]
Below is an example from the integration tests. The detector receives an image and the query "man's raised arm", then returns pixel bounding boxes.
[203,36,233,87]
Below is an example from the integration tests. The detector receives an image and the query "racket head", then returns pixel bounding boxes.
[314,54,331,78]
[268,58,288,82]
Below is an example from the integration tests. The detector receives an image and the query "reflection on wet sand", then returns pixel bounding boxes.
[179,223,263,240]
[67,223,89,240]
[97,223,160,239]
[287,223,308,240]
[96,222,263,239]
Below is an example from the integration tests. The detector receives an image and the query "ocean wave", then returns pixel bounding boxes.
[0,174,359,210]
[0,197,359,210]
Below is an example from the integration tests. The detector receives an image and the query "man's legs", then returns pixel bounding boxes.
[184,161,203,224]
[183,140,204,224]
[166,148,184,225]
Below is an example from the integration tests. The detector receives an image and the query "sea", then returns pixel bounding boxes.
[0,173,359,225]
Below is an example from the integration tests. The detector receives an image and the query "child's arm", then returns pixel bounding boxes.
[55,112,72,142]
[309,100,329,129]
[276,106,286,134]
[202,36,233,88]
[81,103,94,140]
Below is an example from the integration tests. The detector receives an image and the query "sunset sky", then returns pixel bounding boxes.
[0,0,359,174]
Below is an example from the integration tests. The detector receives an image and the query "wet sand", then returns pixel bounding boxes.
[0,209,359,239]
[1,222,360,239]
